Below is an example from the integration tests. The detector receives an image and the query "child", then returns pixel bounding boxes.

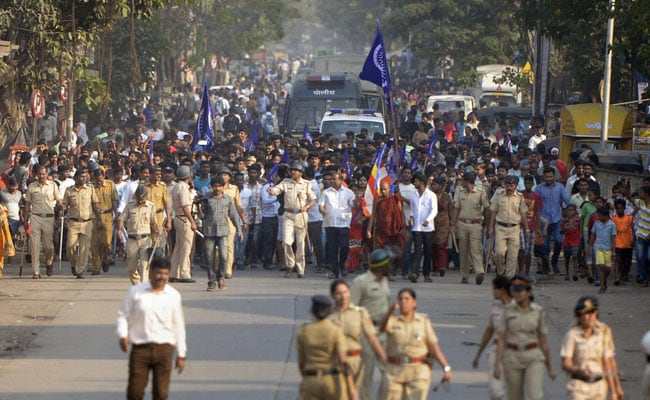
[590,206,617,293]
[560,204,581,281]
[611,198,634,285]
[579,189,598,282]
[586,196,606,284]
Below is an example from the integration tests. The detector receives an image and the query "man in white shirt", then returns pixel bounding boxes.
[528,126,546,151]
[408,172,438,283]
[319,171,355,279]
[116,257,186,399]
[398,167,417,278]
[142,119,165,142]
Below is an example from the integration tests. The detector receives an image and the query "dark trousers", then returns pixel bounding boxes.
[307,221,326,266]
[203,235,229,283]
[127,343,174,400]
[246,223,261,263]
[411,231,434,276]
[542,222,562,273]
[325,227,349,277]
[260,216,278,264]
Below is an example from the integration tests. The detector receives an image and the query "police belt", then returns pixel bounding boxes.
[69,218,92,222]
[128,233,150,240]
[570,373,603,383]
[459,218,482,224]
[156,209,164,213]
[346,349,362,357]
[100,209,113,214]
[506,342,538,351]
[303,368,339,377]
[497,221,518,228]
[32,213,55,218]
[387,354,428,365]
[284,208,304,214]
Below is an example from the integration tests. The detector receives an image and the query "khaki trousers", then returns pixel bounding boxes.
[503,350,545,400]
[126,236,152,284]
[379,363,431,400]
[91,214,113,271]
[282,212,307,274]
[224,220,236,276]
[458,221,484,278]
[488,345,506,400]
[30,215,55,274]
[359,333,385,400]
[171,218,193,279]
[68,220,93,275]
[150,212,166,252]
[495,225,521,277]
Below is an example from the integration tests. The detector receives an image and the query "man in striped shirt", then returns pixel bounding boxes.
[634,185,650,287]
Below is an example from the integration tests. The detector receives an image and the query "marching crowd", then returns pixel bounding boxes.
[3,72,650,399]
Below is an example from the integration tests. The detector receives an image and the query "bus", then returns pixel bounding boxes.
[284,73,363,135]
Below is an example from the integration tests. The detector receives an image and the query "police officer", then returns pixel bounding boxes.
[378,288,452,399]
[117,186,158,284]
[267,162,316,278]
[24,165,62,278]
[63,169,101,279]
[488,175,529,278]
[561,295,621,400]
[451,170,490,284]
[329,279,387,397]
[297,295,356,400]
[91,166,117,274]
[349,248,393,400]
[494,275,556,400]
[170,166,197,282]
[219,166,246,279]
[144,165,172,248]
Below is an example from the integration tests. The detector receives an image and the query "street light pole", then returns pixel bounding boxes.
[600,0,615,153]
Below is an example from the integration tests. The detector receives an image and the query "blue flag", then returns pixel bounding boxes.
[341,149,351,179]
[248,125,259,152]
[504,134,513,155]
[302,124,312,145]
[281,149,290,164]
[398,145,406,167]
[193,82,216,152]
[409,153,420,173]
[386,145,398,182]
[360,21,392,113]
[267,162,280,182]
[427,131,438,157]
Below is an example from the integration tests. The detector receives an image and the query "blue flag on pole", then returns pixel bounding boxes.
[360,21,392,113]
[341,149,351,179]
[281,149,290,164]
[193,82,216,152]
[302,124,312,145]
[247,125,259,152]
[147,139,154,164]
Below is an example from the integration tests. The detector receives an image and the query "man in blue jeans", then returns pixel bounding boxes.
[634,185,650,286]
[535,167,571,276]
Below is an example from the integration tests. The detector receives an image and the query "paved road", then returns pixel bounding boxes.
[0,260,644,399]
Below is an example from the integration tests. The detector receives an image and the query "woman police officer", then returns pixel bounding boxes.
[494,275,556,400]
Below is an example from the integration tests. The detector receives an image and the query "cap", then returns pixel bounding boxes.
[510,274,532,291]
[368,248,394,269]
[148,165,161,173]
[505,175,518,184]
[218,166,232,176]
[162,164,175,172]
[290,162,304,173]
[87,161,99,172]
[176,166,192,180]
[550,147,560,155]
[642,330,650,354]
[134,185,147,198]
[574,295,598,316]
[311,294,334,308]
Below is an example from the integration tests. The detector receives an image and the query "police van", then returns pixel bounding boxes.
[319,108,385,140]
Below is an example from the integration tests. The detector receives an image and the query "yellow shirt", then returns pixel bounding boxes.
[384,312,438,358]
[489,189,528,225]
[560,323,613,377]
[94,179,117,214]
[145,181,169,212]
[498,301,548,345]
[63,184,98,220]
[119,200,156,235]
[454,185,489,221]
[297,318,346,371]
[328,304,375,351]
[171,181,192,215]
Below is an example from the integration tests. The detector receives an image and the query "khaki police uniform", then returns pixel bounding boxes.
[144,181,170,246]
[63,184,98,275]
[328,304,376,390]
[119,200,156,284]
[490,189,528,277]
[560,323,611,400]
[91,179,116,272]
[268,178,316,275]
[380,312,438,400]
[170,181,194,280]
[350,271,390,400]
[223,184,243,277]
[498,301,548,400]
[296,318,349,400]
[487,299,515,400]
[454,185,490,280]
[25,180,61,275]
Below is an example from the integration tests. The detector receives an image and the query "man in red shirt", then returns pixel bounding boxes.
[518,174,542,277]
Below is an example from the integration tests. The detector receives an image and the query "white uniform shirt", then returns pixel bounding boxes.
[409,188,438,232]
[116,281,187,358]
[319,185,355,228]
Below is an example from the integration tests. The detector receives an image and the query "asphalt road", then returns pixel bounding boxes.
[0,260,646,399]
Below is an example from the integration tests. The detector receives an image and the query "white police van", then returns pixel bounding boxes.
[319,108,385,140]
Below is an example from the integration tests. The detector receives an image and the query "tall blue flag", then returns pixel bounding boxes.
[302,124,312,145]
[360,21,392,113]
[281,148,290,164]
[193,82,216,152]
[248,125,259,152]
[427,131,438,157]
[341,149,351,179]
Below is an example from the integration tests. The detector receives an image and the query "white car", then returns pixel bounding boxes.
[320,108,386,140]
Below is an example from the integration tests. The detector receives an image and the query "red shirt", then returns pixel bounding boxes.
[520,190,542,231]
[561,215,581,247]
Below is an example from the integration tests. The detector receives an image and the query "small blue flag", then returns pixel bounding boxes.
[267,162,280,182]
[341,149,351,179]
[427,131,438,157]
[504,134,513,155]
[193,82,216,152]
[359,21,392,113]
[247,125,258,152]
[281,149,290,164]
[398,145,406,167]
[409,152,420,173]
[302,124,312,145]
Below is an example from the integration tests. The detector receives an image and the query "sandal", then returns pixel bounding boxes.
[218,278,226,289]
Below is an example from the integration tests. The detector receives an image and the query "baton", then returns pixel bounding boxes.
[147,234,162,264]
[451,231,458,253]
[195,230,205,238]
[58,215,65,272]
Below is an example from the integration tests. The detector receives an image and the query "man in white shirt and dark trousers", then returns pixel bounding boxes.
[319,171,356,279]
[408,172,438,283]
[116,257,187,400]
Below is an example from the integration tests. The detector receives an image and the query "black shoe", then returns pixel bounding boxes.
[327,273,338,279]
[476,273,485,285]
[461,277,469,284]
[408,273,419,283]
[168,277,179,282]
[76,273,84,279]
[424,275,433,283]
[263,263,274,270]
[341,269,348,277]
[102,261,110,273]
[297,274,305,279]
[207,284,216,292]
[91,271,101,276]
[439,269,446,277]
[176,278,196,283]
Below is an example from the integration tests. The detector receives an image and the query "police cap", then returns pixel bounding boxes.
[574,295,598,316]
[369,248,393,270]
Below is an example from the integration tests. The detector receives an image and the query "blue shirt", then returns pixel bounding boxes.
[592,219,616,250]
[535,181,571,224]
[193,176,211,193]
